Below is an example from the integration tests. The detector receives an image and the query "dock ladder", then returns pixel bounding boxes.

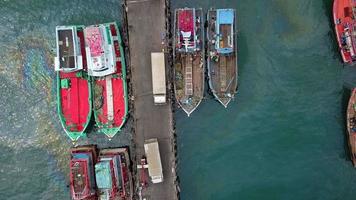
[220,56,227,92]
[185,56,193,96]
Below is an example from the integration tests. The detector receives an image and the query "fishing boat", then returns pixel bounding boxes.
[54,25,92,141]
[84,22,128,138]
[333,0,356,63]
[207,8,238,107]
[70,145,97,200]
[95,148,133,200]
[347,88,356,166]
[173,8,205,116]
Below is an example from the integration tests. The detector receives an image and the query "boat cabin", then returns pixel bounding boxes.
[177,8,198,52]
[55,26,83,72]
[85,25,117,77]
[215,9,234,54]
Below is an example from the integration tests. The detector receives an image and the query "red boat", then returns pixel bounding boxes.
[333,0,356,63]
[95,148,133,200]
[70,145,98,200]
[85,22,128,139]
[55,25,92,141]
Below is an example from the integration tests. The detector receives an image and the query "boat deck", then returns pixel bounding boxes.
[219,24,232,49]
[174,53,204,113]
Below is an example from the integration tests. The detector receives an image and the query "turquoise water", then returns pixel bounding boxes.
[173,0,356,199]
[1,0,356,199]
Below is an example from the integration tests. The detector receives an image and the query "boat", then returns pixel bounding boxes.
[333,0,356,63]
[70,145,98,200]
[173,8,205,116]
[95,148,133,200]
[207,8,238,107]
[84,22,128,138]
[347,88,356,166]
[54,25,92,141]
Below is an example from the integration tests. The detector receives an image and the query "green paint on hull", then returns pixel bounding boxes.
[93,22,129,139]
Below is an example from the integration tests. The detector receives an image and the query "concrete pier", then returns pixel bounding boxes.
[123,0,178,199]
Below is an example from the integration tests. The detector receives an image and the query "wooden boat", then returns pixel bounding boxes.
[347,88,356,166]
[55,25,92,141]
[207,8,238,107]
[70,145,97,200]
[95,148,133,200]
[84,22,128,139]
[173,8,204,116]
[333,0,356,63]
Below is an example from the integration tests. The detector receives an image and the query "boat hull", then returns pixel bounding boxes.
[173,8,205,116]
[347,88,356,167]
[207,8,238,108]
[92,22,129,138]
[57,26,92,141]
[333,0,356,63]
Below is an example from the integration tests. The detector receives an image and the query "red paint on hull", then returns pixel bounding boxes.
[59,30,91,133]
[70,146,97,200]
[333,0,356,63]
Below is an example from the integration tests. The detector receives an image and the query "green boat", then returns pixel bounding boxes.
[55,25,92,141]
[84,22,128,139]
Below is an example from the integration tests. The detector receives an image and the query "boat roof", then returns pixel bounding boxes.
[95,161,113,189]
[217,9,234,24]
[85,24,117,76]
[216,9,234,54]
[85,26,103,57]
[55,26,83,71]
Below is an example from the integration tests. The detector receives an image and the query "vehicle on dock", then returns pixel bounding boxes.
[54,25,92,141]
[207,8,238,107]
[70,145,97,200]
[173,8,205,116]
[347,88,356,167]
[144,138,163,183]
[151,52,167,105]
[84,22,129,139]
[95,148,133,200]
[333,0,356,63]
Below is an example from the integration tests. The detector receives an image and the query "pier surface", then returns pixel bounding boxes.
[125,0,178,199]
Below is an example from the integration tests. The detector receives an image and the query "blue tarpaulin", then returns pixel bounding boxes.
[95,161,112,189]
[218,9,234,24]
